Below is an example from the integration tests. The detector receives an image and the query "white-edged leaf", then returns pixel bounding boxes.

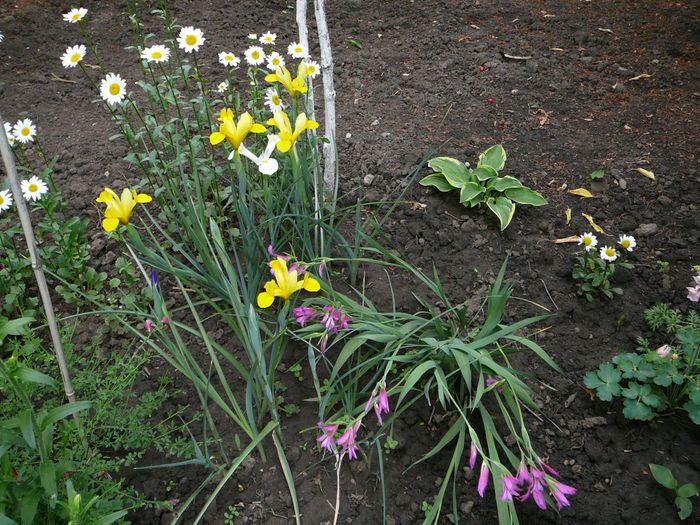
[505,187,548,206]
[488,176,523,192]
[419,173,453,192]
[487,197,516,230]
[427,157,472,187]
[478,144,506,171]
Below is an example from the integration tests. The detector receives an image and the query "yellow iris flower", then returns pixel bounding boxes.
[209,108,267,151]
[264,62,309,98]
[266,110,319,152]
[96,188,152,232]
[257,257,320,308]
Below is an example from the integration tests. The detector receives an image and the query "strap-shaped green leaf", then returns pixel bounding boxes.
[487,176,523,192]
[505,187,548,206]
[459,182,485,204]
[419,173,453,192]
[478,144,506,171]
[427,157,473,187]
[486,197,516,230]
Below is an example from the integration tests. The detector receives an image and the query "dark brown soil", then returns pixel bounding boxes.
[1,0,699,524]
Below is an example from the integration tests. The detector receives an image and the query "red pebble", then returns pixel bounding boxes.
[487,97,494,103]
[479,65,485,71]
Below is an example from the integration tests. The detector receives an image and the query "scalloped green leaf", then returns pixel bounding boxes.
[505,187,548,206]
[478,144,506,171]
[459,182,485,204]
[486,197,516,230]
[419,173,453,192]
[488,176,524,192]
[427,157,473,187]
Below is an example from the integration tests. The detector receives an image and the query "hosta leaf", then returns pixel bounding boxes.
[419,173,453,192]
[488,175,523,192]
[486,197,516,230]
[478,144,506,171]
[505,187,548,206]
[459,182,485,204]
[472,166,499,181]
[427,157,473,187]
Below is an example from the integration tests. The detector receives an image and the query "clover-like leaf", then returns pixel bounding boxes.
[622,398,653,420]
[583,363,621,401]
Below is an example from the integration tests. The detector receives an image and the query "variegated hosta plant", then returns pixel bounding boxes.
[419,145,547,230]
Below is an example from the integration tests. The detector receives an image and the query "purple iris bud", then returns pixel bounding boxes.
[550,481,577,510]
[500,475,521,502]
[477,462,490,497]
[469,443,478,470]
[316,422,338,453]
[374,386,390,424]
[293,306,319,327]
[150,269,160,293]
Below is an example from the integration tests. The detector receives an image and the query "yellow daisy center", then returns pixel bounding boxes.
[583,237,591,246]
[272,95,280,104]
[252,51,260,59]
[109,83,121,95]
[29,184,38,192]
[152,51,162,59]
[0,196,4,205]
[72,13,81,20]
[226,55,233,61]
[71,53,81,62]
[21,128,30,136]
[621,240,630,248]
[606,248,615,257]
[272,58,280,65]
[308,65,316,74]
[294,47,302,53]
[186,34,197,46]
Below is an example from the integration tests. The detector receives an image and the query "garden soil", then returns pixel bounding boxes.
[1,0,699,524]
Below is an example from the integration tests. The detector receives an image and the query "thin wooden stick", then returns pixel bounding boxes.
[0,112,78,407]
[314,0,338,200]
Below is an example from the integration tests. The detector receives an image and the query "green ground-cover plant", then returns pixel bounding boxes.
[292,242,573,525]
[649,463,699,520]
[571,232,637,301]
[419,144,547,230]
[584,302,699,423]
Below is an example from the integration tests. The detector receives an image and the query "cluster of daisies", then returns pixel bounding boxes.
[577,232,636,262]
[58,9,320,113]
[0,176,50,215]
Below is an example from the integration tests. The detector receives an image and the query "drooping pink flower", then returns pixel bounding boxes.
[656,344,672,358]
[267,245,289,261]
[520,468,547,510]
[318,260,327,278]
[469,443,478,470]
[550,480,577,510]
[477,462,490,497]
[336,421,361,460]
[486,377,504,393]
[687,286,700,302]
[500,475,521,502]
[318,334,329,355]
[364,392,376,413]
[316,422,338,453]
[538,457,560,478]
[144,319,154,332]
[320,305,352,334]
[374,386,390,424]
[293,306,319,327]
[516,463,531,486]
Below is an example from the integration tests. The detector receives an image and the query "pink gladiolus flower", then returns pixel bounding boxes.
[161,316,170,326]
[538,457,560,478]
[477,462,490,497]
[521,468,547,510]
[550,480,577,510]
[316,422,338,453]
[469,443,478,470]
[267,245,289,261]
[486,377,503,393]
[318,260,327,278]
[516,463,531,485]
[688,286,700,302]
[293,306,319,327]
[318,334,329,355]
[144,319,154,332]
[320,305,352,334]
[500,475,521,502]
[656,344,672,358]
[374,386,390,424]
[336,421,361,460]
[364,392,376,413]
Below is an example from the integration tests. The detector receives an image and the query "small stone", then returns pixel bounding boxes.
[345,132,352,139]
[635,223,658,237]
[371,119,380,126]
[363,173,376,185]
[618,178,627,190]
[460,501,474,515]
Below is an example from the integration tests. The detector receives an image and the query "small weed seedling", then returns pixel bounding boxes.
[649,463,699,520]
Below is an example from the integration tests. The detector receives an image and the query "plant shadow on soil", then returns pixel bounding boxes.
[1,0,699,523]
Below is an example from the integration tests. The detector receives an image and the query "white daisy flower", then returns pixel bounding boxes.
[177,26,205,53]
[264,88,285,112]
[218,51,240,67]
[287,42,308,58]
[0,189,12,213]
[141,44,171,63]
[100,73,127,106]
[247,33,258,40]
[217,81,228,93]
[577,232,598,252]
[13,119,36,144]
[618,235,636,252]
[63,8,88,23]
[60,44,86,69]
[303,59,321,79]
[266,51,285,70]
[0,33,4,43]
[244,46,266,65]
[599,246,618,262]
[20,176,49,202]
[259,32,277,45]
[4,122,16,146]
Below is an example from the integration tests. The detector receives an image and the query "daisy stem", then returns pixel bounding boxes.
[32,137,51,171]
[78,20,103,72]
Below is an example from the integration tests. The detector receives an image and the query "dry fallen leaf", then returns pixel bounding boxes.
[636,168,655,180]
[550,47,565,52]
[565,208,572,224]
[410,202,427,210]
[627,73,651,82]
[582,213,606,234]
[568,188,594,198]
[552,235,580,243]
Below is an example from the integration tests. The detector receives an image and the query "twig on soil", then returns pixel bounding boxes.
[50,73,77,83]
[540,278,559,310]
